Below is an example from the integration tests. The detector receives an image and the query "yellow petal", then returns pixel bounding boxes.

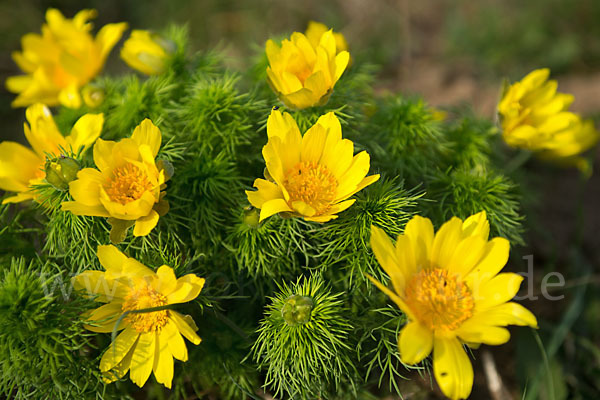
[447,236,487,277]
[167,275,205,304]
[370,225,405,293]
[283,87,317,109]
[93,138,117,173]
[472,273,524,311]
[430,217,463,270]
[259,198,293,222]
[71,270,128,302]
[170,311,202,345]
[469,302,538,328]
[24,103,65,157]
[58,83,82,109]
[461,211,489,240]
[292,200,317,217]
[334,51,350,82]
[266,109,302,142]
[403,215,434,269]
[0,141,42,193]
[5,75,32,93]
[133,209,160,237]
[96,22,128,61]
[152,328,174,388]
[398,321,433,364]
[155,265,178,296]
[464,237,510,285]
[455,323,511,346]
[97,245,128,271]
[335,173,379,202]
[131,119,162,158]
[163,320,188,361]
[2,192,35,204]
[61,200,110,217]
[129,331,156,387]
[246,179,283,209]
[335,151,371,200]
[433,336,474,400]
[68,168,104,206]
[100,327,140,373]
[300,123,328,163]
[83,302,122,333]
[320,139,354,180]
[66,113,104,153]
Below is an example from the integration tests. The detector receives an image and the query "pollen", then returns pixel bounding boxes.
[122,285,169,333]
[283,161,337,215]
[105,163,153,204]
[405,268,474,332]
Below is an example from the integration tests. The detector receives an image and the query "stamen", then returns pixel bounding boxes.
[105,163,153,205]
[405,268,474,331]
[283,161,337,215]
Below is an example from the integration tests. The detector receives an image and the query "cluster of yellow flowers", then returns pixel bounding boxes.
[2,9,597,400]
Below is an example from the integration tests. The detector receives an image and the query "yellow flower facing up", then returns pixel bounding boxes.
[305,21,348,54]
[0,103,103,204]
[498,68,599,171]
[369,211,538,400]
[266,29,350,109]
[121,30,174,75]
[246,109,379,223]
[72,245,205,388]
[6,9,127,108]
[61,119,170,242]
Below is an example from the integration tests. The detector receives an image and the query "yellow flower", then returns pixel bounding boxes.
[72,245,204,388]
[266,29,350,109]
[305,21,348,53]
[369,211,537,400]
[121,30,174,75]
[246,109,379,222]
[0,103,103,204]
[61,119,170,242]
[498,68,599,170]
[5,9,127,108]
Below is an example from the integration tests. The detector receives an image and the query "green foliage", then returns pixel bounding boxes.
[314,177,422,286]
[0,258,101,399]
[252,274,356,399]
[426,167,524,244]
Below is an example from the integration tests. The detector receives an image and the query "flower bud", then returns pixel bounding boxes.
[121,30,175,76]
[82,85,105,108]
[281,295,313,326]
[242,206,260,228]
[44,156,81,191]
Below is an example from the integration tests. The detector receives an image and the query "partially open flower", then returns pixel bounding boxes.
[121,30,175,75]
[61,119,170,242]
[0,103,103,203]
[498,68,599,172]
[266,30,349,109]
[246,109,379,222]
[5,9,127,108]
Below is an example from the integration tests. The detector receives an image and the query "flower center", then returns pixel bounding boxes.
[105,163,153,205]
[283,161,337,215]
[122,285,168,333]
[405,268,474,331]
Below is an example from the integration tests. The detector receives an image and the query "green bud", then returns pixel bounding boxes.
[44,157,81,191]
[281,295,313,326]
[242,206,260,228]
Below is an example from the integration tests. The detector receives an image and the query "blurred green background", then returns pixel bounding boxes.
[1,1,600,399]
